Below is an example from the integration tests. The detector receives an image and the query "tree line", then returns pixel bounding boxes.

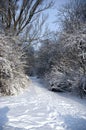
[26,0,86,98]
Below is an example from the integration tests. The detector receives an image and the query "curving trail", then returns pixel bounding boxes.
[0,77,86,130]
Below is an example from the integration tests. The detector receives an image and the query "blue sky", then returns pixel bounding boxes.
[45,0,69,31]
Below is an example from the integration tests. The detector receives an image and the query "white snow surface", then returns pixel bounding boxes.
[0,77,86,130]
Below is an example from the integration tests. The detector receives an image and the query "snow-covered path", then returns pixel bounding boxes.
[0,77,86,130]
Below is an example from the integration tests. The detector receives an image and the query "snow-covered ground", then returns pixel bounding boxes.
[0,77,86,130]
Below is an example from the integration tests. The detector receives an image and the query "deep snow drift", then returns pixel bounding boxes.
[0,77,86,130]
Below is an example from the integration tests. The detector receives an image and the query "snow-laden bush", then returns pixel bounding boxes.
[44,26,86,97]
[45,65,72,92]
[0,34,29,96]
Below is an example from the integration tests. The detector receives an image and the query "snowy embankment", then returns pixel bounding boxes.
[0,77,86,130]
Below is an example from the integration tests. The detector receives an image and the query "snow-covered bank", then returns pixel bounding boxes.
[0,77,86,130]
[0,34,28,96]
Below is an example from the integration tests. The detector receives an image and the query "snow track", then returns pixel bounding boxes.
[0,77,86,130]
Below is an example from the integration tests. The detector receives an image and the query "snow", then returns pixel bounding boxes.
[0,77,86,130]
